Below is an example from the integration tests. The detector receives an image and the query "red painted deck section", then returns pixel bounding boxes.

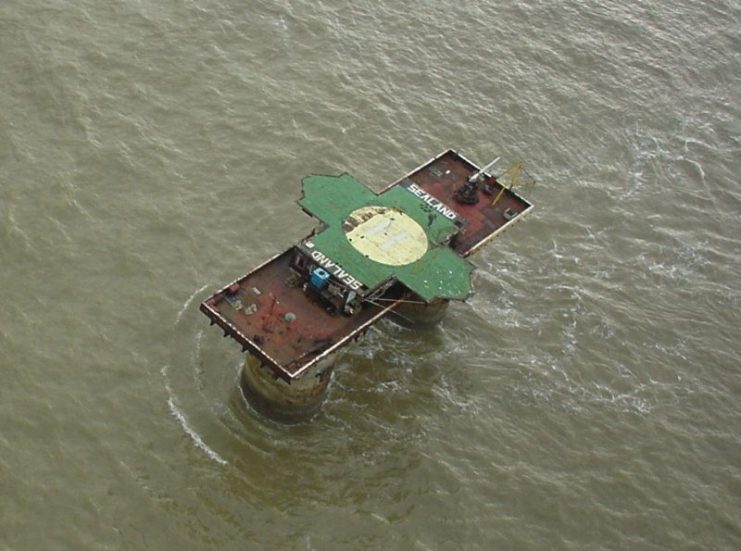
[387,150,531,256]
[201,149,532,381]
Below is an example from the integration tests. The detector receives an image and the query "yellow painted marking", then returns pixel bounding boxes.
[344,206,428,266]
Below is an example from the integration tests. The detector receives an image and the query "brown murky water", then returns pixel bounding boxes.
[1,1,739,549]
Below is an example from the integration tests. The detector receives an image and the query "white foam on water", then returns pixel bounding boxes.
[167,397,228,466]
[175,284,209,325]
[161,365,227,466]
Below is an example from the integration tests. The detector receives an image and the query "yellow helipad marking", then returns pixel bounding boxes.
[344,206,428,266]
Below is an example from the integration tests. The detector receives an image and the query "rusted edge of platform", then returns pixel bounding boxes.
[287,296,399,380]
[200,250,287,375]
[199,252,404,383]
[454,149,535,256]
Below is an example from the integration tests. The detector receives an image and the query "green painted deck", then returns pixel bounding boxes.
[298,173,473,302]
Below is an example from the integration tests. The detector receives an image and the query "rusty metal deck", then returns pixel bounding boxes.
[383,149,533,257]
[200,149,533,381]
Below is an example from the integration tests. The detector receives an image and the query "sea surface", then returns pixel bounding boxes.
[1,1,740,549]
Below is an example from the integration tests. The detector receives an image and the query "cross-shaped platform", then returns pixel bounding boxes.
[297,173,474,302]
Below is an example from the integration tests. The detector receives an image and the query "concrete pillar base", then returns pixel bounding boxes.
[390,296,449,327]
[239,354,336,423]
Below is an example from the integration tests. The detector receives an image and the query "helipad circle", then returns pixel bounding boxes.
[343,206,428,266]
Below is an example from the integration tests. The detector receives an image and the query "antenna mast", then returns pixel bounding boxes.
[468,156,500,183]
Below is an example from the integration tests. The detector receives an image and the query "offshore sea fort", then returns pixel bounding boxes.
[201,150,533,421]
[0,0,738,549]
